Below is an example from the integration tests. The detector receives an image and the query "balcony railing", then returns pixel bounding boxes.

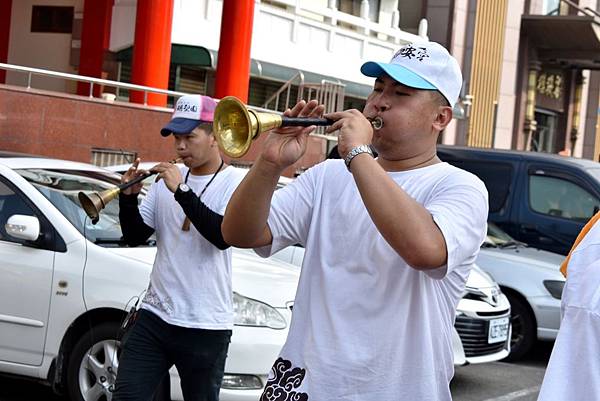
[0,62,188,106]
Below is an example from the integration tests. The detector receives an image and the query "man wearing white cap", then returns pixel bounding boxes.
[114,94,246,401]
[223,41,488,400]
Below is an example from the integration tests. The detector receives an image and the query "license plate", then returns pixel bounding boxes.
[488,317,510,344]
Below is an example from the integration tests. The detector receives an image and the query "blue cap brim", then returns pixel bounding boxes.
[160,118,202,137]
[360,62,437,90]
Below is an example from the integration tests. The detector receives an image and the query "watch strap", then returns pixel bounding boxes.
[344,145,374,171]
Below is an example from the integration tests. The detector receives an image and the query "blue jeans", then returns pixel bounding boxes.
[114,309,231,401]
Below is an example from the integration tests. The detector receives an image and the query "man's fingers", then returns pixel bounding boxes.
[288,100,307,117]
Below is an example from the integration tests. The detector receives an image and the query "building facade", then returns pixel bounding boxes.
[1,0,600,166]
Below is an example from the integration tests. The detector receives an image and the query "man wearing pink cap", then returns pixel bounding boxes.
[223,42,488,400]
[113,94,246,401]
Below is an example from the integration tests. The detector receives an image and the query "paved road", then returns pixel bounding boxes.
[451,341,552,401]
[0,342,553,401]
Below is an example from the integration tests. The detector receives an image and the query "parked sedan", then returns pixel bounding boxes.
[477,223,565,360]
[0,155,299,401]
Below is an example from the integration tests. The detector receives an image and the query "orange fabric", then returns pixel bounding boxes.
[560,211,600,277]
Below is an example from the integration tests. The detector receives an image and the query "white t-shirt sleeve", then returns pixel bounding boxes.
[254,168,316,257]
[425,171,488,279]
[139,181,159,229]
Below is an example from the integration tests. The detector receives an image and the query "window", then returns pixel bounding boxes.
[337,0,380,22]
[543,0,561,14]
[529,175,600,221]
[447,160,513,213]
[17,168,123,244]
[31,6,74,34]
[0,179,37,244]
[91,148,137,167]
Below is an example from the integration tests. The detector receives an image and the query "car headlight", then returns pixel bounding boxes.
[233,292,287,329]
[543,280,565,300]
[221,374,263,390]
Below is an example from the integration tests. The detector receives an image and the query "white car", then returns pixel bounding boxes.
[106,162,292,190]
[271,246,512,366]
[477,223,565,360]
[0,154,299,401]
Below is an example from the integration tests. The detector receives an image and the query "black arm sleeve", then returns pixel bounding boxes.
[119,193,155,247]
[174,189,230,250]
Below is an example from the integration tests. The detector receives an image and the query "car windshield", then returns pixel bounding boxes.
[16,168,134,245]
[484,222,523,248]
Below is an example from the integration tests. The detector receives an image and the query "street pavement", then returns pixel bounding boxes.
[451,341,552,401]
[0,342,552,401]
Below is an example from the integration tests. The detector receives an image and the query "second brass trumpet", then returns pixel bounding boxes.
[78,157,182,224]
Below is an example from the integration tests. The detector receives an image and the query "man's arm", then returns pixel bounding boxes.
[119,193,155,246]
[174,190,230,250]
[223,100,324,248]
[222,158,278,248]
[349,155,448,270]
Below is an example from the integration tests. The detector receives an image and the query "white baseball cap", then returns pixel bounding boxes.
[161,94,217,136]
[360,41,462,106]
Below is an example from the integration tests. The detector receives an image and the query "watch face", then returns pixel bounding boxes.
[179,184,190,192]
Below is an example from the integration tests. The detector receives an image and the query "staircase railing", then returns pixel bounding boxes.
[263,71,305,112]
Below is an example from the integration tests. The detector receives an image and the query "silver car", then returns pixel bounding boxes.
[477,223,565,360]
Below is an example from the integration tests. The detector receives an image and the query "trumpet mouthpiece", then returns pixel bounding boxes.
[369,117,384,130]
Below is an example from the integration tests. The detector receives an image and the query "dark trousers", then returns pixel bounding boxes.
[114,309,231,401]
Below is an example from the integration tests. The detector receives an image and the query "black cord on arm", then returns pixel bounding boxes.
[119,193,155,246]
[174,190,229,250]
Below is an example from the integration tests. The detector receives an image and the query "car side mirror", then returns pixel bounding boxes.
[5,214,40,241]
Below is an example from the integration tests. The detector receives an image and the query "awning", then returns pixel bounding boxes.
[115,44,213,67]
[208,49,372,99]
[522,15,600,70]
[114,44,371,98]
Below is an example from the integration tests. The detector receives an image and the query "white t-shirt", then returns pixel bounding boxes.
[538,223,600,401]
[139,165,246,329]
[256,159,488,401]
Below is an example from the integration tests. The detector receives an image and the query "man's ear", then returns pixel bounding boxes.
[208,132,218,147]
[432,106,453,131]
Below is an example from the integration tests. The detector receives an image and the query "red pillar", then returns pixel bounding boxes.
[77,0,114,97]
[130,0,174,106]
[0,0,12,84]
[214,0,255,102]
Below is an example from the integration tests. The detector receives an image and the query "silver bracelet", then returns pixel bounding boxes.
[344,145,374,171]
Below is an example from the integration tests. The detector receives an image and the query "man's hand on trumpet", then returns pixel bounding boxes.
[151,162,183,193]
[324,109,373,159]
[122,158,148,195]
[261,100,325,170]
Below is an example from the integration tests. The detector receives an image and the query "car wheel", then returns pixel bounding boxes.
[67,322,121,401]
[503,293,536,361]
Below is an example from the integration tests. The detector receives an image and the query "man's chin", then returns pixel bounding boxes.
[183,158,200,168]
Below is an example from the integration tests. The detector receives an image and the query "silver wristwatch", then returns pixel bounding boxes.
[177,183,190,193]
[344,145,374,171]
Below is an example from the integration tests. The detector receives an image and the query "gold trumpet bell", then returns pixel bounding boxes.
[78,188,119,224]
[214,96,282,158]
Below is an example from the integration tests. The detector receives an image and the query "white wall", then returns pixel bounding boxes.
[110,0,424,89]
[110,0,136,52]
[6,0,83,92]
